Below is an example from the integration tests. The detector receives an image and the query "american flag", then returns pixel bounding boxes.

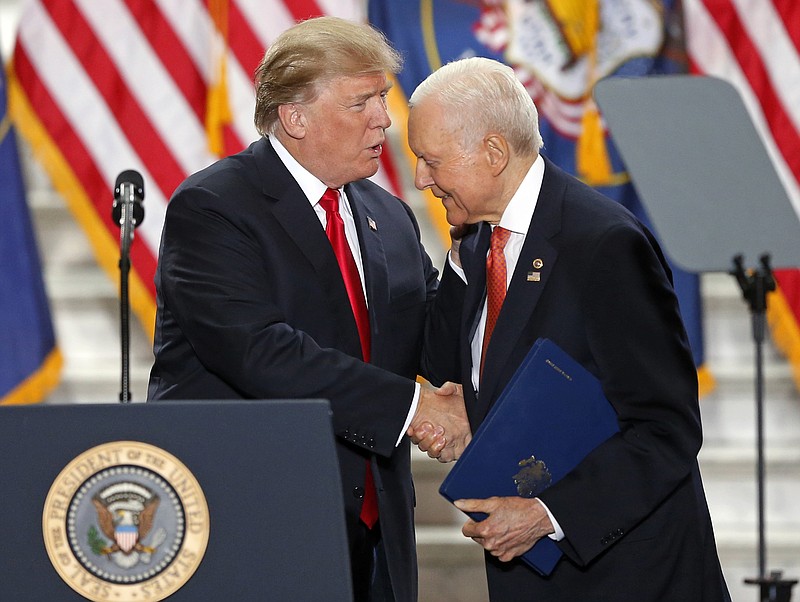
[684,0,800,389]
[8,0,402,338]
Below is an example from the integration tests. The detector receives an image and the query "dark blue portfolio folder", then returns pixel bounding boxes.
[439,338,620,575]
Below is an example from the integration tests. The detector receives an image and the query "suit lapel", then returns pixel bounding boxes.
[478,230,558,407]
[458,224,490,425]
[254,139,363,356]
[254,138,335,274]
[345,184,386,361]
[462,223,491,344]
[475,157,566,413]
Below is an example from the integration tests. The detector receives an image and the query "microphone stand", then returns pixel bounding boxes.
[113,173,144,403]
[732,254,798,602]
[118,203,133,403]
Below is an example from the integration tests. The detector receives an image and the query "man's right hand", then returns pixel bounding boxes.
[408,382,471,462]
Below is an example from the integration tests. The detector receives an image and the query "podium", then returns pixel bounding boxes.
[0,400,353,601]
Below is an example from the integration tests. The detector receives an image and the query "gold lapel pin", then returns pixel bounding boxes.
[533,258,544,269]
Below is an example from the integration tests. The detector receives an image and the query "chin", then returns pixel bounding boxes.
[444,210,468,227]
[362,171,380,182]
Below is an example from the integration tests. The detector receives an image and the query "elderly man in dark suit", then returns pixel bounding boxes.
[410,56,731,602]
[147,16,470,602]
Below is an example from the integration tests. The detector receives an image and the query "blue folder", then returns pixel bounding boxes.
[439,338,620,575]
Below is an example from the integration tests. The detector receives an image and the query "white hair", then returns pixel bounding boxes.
[409,56,543,155]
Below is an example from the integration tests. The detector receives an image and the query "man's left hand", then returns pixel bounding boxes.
[455,496,555,562]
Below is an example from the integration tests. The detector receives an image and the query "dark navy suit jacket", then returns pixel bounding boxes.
[148,137,440,602]
[424,156,730,601]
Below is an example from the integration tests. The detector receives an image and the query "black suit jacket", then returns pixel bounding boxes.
[426,157,730,601]
[148,137,440,602]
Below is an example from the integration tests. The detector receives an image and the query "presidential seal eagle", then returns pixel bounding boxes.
[92,483,161,556]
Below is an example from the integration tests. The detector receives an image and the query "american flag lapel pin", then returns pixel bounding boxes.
[527,258,544,282]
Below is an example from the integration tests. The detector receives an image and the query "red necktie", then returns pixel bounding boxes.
[319,188,378,529]
[481,226,511,378]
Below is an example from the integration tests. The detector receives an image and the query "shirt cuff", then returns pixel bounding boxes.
[398,382,421,447]
[535,498,565,541]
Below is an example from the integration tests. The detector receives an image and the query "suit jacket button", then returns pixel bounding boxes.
[368,438,375,448]
[353,486,364,500]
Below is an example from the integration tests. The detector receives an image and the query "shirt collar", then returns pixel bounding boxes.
[496,154,545,236]
[268,134,348,213]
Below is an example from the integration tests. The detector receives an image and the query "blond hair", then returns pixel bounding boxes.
[254,16,402,135]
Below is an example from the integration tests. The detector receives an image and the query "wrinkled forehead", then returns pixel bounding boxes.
[409,99,465,152]
[308,70,390,102]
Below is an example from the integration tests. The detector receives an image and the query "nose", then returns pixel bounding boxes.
[372,97,392,129]
[379,102,392,129]
[414,159,433,191]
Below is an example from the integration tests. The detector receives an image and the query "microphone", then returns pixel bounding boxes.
[112,170,145,403]
[112,169,145,227]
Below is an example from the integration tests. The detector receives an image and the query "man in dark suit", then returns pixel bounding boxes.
[147,17,470,602]
[408,57,731,601]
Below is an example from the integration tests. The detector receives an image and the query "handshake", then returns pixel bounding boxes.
[407,382,472,463]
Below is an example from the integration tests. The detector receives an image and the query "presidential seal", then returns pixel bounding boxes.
[42,441,209,601]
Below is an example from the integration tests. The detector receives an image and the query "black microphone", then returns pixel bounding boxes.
[112,169,145,227]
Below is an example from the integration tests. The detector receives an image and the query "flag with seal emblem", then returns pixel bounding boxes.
[369,0,713,395]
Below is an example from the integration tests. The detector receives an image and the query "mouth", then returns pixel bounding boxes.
[369,143,383,156]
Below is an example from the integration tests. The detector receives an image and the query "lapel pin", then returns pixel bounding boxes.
[533,258,544,269]
[367,216,378,231]
[527,272,541,282]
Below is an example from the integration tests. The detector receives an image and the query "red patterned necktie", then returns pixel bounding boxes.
[481,226,512,378]
[319,187,378,529]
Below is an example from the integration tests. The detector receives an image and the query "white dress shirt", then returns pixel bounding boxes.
[450,154,565,540]
[469,154,544,393]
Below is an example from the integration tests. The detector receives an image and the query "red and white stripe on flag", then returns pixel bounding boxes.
[685,0,800,389]
[115,526,138,553]
[8,0,401,339]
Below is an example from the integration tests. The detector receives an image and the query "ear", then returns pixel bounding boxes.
[483,134,509,176]
[277,103,306,140]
